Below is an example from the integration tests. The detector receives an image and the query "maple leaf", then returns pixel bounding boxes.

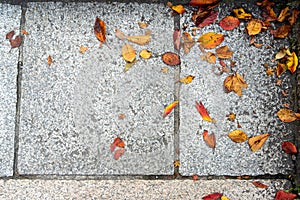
[223,73,248,96]
[198,32,224,49]
[228,130,248,143]
[94,17,106,45]
[195,101,215,122]
[219,16,240,31]
[162,52,181,66]
[281,141,297,154]
[122,43,136,63]
[248,133,270,152]
[163,100,179,118]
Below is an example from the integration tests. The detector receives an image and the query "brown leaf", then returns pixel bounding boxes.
[6,30,15,40]
[47,55,52,66]
[118,113,126,120]
[282,141,297,154]
[277,7,290,22]
[224,73,248,96]
[252,181,268,189]
[173,29,181,51]
[115,29,126,40]
[94,17,106,45]
[228,130,248,143]
[127,32,151,45]
[122,43,136,63]
[247,19,262,36]
[9,35,23,48]
[272,24,291,39]
[162,52,181,66]
[182,32,195,54]
[288,9,300,25]
[203,130,216,150]
[198,32,224,49]
[216,45,233,59]
[248,133,270,152]
[195,10,218,28]
[219,16,240,31]
[201,52,216,64]
[277,108,300,122]
[189,0,219,6]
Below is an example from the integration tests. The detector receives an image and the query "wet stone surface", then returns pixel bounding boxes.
[0,4,20,177]
[19,2,175,175]
[179,1,296,176]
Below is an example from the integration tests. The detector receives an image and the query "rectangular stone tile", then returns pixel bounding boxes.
[19,2,175,175]
[179,2,296,176]
[0,4,20,177]
[0,179,292,200]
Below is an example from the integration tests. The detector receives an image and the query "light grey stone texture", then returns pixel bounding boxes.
[19,2,175,175]
[0,179,292,199]
[179,2,295,176]
[0,4,20,177]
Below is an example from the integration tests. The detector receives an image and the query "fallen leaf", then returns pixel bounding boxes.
[189,0,219,6]
[118,113,126,120]
[216,45,233,59]
[173,29,181,51]
[6,30,15,40]
[79,46,88,54]
[110,137,125,152]
[47,55,52,66]
[224,73,248,96]
[195,10,218,28]
[115,29,126,40]
[94,17,106,45]
[163,100,179,118]
[122,43,136,63]
[114,148,125,160]
[9,35,23,48]
[124,59,138,72]
[172,4,185,14]
[282,141,297,154]
[127,32,151,45]
[265,67,274,76]
[179,75,195,84]
[203,130,216,150]
[201,52,216,64]
[246,19,262,36]
[233,8,252,20]
[275,48,288,60]
[173,160,180,167]
[264,6,277,21]
[277,7,290,22]
[195,101,216,122]
[227,112,236,121]
[276,62,287,77]
[219,16,240,30]
[228,130,248,143]
[182,32,195,54]
[161,67,169,73]
[272,24,291,39]
[139,49,152,59]
[274,190,297,200]
[248,133,270,152]
[202,192,222,200]
[21,29,29,35]
[288,9,300,25]
[237,120,242,128]
[277,108,300,122]
[198,32,224,49]
[286,52,298,74]
[192,174,198,181]
[162,52,181,66]
[252,181,268,189]
[138,22,148,29]
[256,0,274,8]
[221,196,230,200]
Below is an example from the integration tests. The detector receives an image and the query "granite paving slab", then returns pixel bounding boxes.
[0,3,21,177]
[179,1,296,176]
[19,2,175,175]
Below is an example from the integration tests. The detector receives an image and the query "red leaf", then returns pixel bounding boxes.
[173,28,181,51]
[114,148,125,160]
[219,16,240,30]
[202,192,222,200]
[110,137,125,152]
[274,190,297,200]
[252,181,268,188]
[196,10,218,28]
[9,35,23,48]
[6,30,15,40]
[282,141,297,154]
[195,101,215,122]
[163,101,179,118]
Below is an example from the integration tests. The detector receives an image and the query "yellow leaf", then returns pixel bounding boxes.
[224,73,248,96]
[198,32,224,49]
[228,130,248,143]
[138,22,148,29]
[265,68,274,76]
[247,19,262,36]
[173,160,180,167]
[277,108,300,122]
[233,8,252,19]
[248,133,270,152]
[163,100,179,118]
[161,67,169,73]
[122,43,136,63]
[201,52,216,64]
[216,45,234,59]
[182,32,195,54]
[139,49,152,59]
[227,112,236,121]
[179,75,195,84]
[79,46,88,54]
[286,52,298,74]
[275,48,288,60]
[127,33,151,45]
[221,196,230,200]
[172,5,185,14]
[124,59,138,72]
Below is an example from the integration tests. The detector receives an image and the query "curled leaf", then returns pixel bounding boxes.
[162,52,181,66]
[233,8,252,19]
[163,100,179,118]
[219,16,240,30]
[248,133,270,152]
[228,130,248,143]
[94,17,106,45]
[272,24,291,39]
[252,181,268,189]
[198,32,224,49]
[122,43,136,63]
[216,45,233,59]
[203,130,216,150]
[276,62,287,77]
[277,108,300,122]
[195,101,215,123]
[281,141,297,154]
[179,75,195,84]
[286,52,298,74]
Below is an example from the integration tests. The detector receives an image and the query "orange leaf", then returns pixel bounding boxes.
[163,100,179,118]
[110,137,125,152]
[47,55,52,66]
[228,130,248,143]
[162,52,181,66]
[282,141,297,154]
[198,32,224,49]
[288,9,300,26]
[246,19,262,36]
[138,22,148,29]
[219,16,240,31]
[21,29,29,35]
[195,101,215,122]
[203,130,216,150]
[79,46,88,54]
[189,0,219,6]
[252,181,268,189]
[122,43,136,63]
[276,62,287,77]
[277,7,290,22]
[216,45,233,59]
[94,17,106,45]
[172,4,185,14]
[274,190,297,200]
[272,24,291,39]
[182,32,195,54]
[179,75,195,84]
[114,148,125,160]
[224,73,248,97]
[248,133,270,152]
[202,192,222,200]
[233,7,252,20]
[277,108,300,122]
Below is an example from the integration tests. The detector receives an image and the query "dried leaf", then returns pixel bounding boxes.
[256,0,274,8]
[118,113,126,120]
[227,112,236,121]
[21,29,29,35]
[219,16,240,31]
[110,137,125,152]
[161,67,169,73]
[6,30,15,40]
[124,59,138,72]
[47,55,52,66]
[233,8,252,20]
[275,48,288,60]
[277,108,299,122]
[162,52,181,66]
[282,141,297,154]
[247,19,262,36]
[286,52,298,74]
[173,160,180,167]
[272,24,291,39]
[182,32,195,54]
[203,130,216,149]
[79,46,88,54]
[139,49,152,59]
[276,62,287,77]
[224,73,248,96]
[138,22,148,29]
[196,10,218,28]
[248,133,270,152]
[115,29,126,40]
[288,9,300,26]
[264,6,277,21]
[274,190,297,200]
[114,148,125,160]
[192,174,198,181]
[198,32,224,49]
[127,33,151,45]
[216,45,233,59]
[202,192,222,200]
[189,0,219,6]
[94,17,106,45]
[172,4,185,14]
[277,7,290,22]
[201,52,216,64]
[122,43,136,63]
[252,181,268,189]
[163,100,179,118]
[195,101,215,123]
[173,29,181,51]
[179,75,195,84]
[9,35,23,48]
[228,130,248,143]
